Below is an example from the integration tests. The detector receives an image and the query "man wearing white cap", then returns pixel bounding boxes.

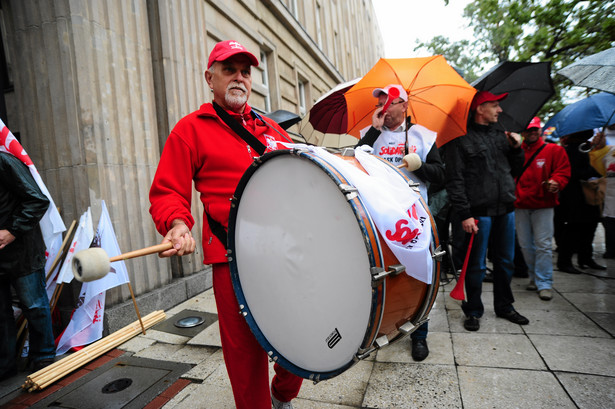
[356,84,444,361]
[515,117,570,300]
[149,40,302,409]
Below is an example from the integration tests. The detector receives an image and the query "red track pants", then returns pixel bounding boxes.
[212,263,303,408]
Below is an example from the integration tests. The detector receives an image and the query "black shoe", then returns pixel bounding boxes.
[30,358,55,373]
[483,272,494,283]
[496,310,529,325]
[464,316,480,331]
[558,265,583,274]
[0,367,17,382]
[578,260,607,270]
[411,338,429,361]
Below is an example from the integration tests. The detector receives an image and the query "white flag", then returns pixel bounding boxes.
[0,119,66,265]
[55,284,105,355]
[82,200,130,305]
[309,146,433,284]
[57,209,94,284]
[45,234,63,300]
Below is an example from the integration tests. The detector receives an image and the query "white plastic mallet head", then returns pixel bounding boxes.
[72,242,174,282]
[72,248,111,282]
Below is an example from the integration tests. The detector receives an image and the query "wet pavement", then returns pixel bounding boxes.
[1,227,614,408]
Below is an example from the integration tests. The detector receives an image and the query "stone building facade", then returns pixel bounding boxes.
[0,0,383,329]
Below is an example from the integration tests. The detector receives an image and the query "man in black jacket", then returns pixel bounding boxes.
[444,91,529,332]
[0,151,55,380]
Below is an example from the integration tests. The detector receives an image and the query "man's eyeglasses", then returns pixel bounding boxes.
[375,100,404,108]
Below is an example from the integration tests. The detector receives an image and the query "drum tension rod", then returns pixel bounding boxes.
[370,264,406,286]
[432,245,446,261]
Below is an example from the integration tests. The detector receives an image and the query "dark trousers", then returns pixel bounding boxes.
[0,268,55,377]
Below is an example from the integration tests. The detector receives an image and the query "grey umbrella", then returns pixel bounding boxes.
[558,47,615,94]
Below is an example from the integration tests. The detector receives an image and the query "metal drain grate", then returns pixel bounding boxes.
[152,309,217,338]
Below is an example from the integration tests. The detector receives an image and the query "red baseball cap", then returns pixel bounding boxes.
[470,91,509,111]
[526,116,542,130]
[207,40,259,69]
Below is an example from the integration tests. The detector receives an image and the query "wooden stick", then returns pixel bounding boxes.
[127,282,146,335]
[109,242,173,262]
[24,310,165,390]
[32,312,165,388]
[45,220,77,282]
[49,283,64,315]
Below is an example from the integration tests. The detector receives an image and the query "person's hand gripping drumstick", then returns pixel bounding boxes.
[372,87,401,131]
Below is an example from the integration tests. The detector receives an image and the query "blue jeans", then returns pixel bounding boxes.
[0,268,55,376]
[461,212,516,318]
[515,208,554,291]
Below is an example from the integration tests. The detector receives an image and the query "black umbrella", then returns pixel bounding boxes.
[471,61,555,132]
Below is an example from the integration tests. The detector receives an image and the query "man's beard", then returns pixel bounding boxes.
[225,82,248,110]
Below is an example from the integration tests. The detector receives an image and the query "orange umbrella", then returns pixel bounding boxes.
[344,56,477,147]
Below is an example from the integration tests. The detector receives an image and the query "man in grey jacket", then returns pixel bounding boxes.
[444,91,529,332]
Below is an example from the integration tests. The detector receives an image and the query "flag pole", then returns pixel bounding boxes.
[45,220,77,282]
[126,282,146,335]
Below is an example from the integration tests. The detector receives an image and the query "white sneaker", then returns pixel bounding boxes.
[272,395,294,409]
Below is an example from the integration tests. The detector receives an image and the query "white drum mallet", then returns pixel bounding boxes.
[397,153,422,171]
[71,242,173,334]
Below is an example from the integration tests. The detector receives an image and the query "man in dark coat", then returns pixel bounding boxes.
[0,151,55,380]
[444,91,529,332]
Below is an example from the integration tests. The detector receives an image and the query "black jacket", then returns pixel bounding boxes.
[444,122,524,220]
[0,152,50,278]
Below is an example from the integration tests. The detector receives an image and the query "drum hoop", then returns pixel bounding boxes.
[227,148,386,381]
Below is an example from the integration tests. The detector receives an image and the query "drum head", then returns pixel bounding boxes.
[229,152,375,378]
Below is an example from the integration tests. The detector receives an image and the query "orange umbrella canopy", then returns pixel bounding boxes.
[344,56,477,147]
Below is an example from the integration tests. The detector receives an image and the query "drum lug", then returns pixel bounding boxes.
[432,245,446,261]
[340,147,355,157]
[399,318,429,336]
[339,183,358,200]
[374,335,389,349]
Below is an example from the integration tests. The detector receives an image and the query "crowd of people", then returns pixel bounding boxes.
[2,39,610,409]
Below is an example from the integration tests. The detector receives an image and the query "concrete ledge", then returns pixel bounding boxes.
[104,267,213,334]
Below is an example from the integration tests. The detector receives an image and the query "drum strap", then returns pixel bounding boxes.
[213,101,267,155]
[206,211,228,249]
[516,144,546,183]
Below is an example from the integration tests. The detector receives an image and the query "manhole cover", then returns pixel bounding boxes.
[175,316,204,328]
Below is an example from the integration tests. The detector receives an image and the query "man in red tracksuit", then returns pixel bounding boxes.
[514,117,570,301]
[149,40,302,409]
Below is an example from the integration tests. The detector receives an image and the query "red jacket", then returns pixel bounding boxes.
[515,138,570,209]
[149,102,291,264]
